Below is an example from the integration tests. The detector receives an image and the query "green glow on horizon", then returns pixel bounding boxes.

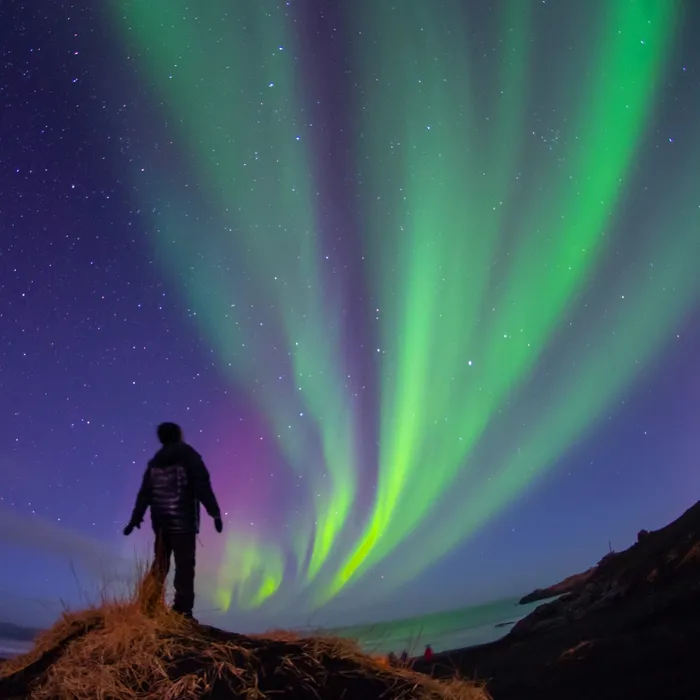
[216,535,284,610]
[325,0,681,598]
[109,0,697,614]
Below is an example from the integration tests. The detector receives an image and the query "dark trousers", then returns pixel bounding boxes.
[150,531,197,616]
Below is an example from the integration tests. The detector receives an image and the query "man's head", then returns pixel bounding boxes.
[157,422,183,445]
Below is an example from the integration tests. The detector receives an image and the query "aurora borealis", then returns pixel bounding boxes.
[1,1,699,631]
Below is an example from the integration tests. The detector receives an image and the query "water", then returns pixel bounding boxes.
[326,596,553,656]
[0,638,33,658]
[0,597,554,660]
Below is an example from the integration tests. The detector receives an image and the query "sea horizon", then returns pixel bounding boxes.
[327,595,553,655]
[0,595,555,660]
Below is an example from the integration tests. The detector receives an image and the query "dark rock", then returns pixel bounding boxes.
[419,499,700,700]
[638,528,651,542]
[518,567,596,604]
[494,620,516,629]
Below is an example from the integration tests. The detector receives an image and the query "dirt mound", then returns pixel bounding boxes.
[0,600,487,700]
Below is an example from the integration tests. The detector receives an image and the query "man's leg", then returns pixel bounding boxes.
[171,533,196,617]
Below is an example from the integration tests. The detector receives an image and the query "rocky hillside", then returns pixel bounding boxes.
[421,499,700,700]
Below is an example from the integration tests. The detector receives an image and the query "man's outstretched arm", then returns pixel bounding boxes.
[128,468,151,528]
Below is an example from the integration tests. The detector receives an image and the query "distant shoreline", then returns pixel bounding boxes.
[0,591,562,661]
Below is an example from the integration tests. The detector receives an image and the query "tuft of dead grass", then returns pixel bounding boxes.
[0,572,490,700]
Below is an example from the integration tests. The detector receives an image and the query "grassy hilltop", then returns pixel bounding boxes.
[0,582,487,700]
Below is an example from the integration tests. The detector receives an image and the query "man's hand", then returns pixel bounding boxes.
[123,522,139,536]
[214,517,223,533]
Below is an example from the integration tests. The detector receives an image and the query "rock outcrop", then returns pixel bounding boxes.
[518,567,595,604]
[421,500,700,700]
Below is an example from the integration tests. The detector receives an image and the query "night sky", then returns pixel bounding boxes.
[1,0,699,632]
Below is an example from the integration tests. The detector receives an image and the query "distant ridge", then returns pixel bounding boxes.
[518,568,596,605]
[0,622,41,643]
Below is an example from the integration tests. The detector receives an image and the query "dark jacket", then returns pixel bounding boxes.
[129,442,221,534]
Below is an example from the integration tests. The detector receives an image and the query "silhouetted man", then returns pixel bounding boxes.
[123,422,223,619]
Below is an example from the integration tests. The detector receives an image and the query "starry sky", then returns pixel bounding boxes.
[1,0,699,632]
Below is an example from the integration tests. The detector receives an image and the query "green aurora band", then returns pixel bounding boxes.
[325,0,686,600]
[113,0,359,607]
[111,0,699,612]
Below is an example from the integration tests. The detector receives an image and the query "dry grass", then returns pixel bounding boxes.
[0,572,490,700]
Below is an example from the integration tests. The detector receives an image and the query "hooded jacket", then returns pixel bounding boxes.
[129,442,221,534]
